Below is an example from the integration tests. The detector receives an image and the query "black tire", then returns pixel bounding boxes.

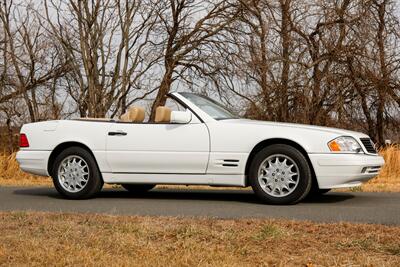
[305,188,331,200]
[310,188,331,196]
[121,184,155,193]
[51,146,103,199]
[249,144,312,205]
[318,189,331,194]
[307,180,331,199]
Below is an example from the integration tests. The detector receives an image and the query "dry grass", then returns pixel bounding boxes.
[361,145,400,192]
[0,212,399,266]
[0,146,399,192]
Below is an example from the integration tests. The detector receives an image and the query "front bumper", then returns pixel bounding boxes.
[308,153,385,189]
[16,150,51,176]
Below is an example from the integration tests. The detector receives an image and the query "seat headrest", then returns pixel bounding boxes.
[120,106,145,122]
[120,113,130,122]
[155,106,171,123]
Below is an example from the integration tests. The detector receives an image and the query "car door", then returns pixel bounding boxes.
[106,102,210,174]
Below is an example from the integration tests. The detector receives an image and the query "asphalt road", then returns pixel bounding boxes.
[1,186,399,225]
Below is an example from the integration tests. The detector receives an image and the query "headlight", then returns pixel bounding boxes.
[328,136,362,153]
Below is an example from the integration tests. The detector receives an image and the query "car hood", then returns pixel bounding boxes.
[222,119,369,138]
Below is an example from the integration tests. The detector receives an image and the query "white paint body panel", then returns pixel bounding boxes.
[106,122,209,173]
[309,154,385,188]
[16,150,51,176]
[102,173,244,186]
[16,92,385,190]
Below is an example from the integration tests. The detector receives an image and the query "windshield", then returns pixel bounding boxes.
[180,92,239,120]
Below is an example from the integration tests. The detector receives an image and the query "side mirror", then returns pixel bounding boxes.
[170,110,192,124]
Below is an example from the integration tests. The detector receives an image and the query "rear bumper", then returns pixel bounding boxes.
[16,150,51,176]
[309,153,385,189]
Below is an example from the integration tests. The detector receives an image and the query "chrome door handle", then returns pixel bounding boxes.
[108,131,127,136]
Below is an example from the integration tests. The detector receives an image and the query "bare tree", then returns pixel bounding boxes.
[0,0,399,151]
[0,0,68,122]
[148,0,237,120]
[44,0,159,118]
[346,0,400,144]
[213,0,317,122]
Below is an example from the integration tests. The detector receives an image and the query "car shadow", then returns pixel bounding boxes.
[303,193,355,204]
[12,187,355,204]
[12,187,65,199]
[100,188,262,203]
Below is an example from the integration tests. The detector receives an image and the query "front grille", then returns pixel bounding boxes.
[360,138,377,154]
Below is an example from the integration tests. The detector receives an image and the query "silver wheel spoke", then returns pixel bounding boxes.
[257,154,300,198]
[282,158,287,166]
[271,184,279,194]
[57,155,90,193]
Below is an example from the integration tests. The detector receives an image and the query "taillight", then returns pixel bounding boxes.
[19,133,29,148]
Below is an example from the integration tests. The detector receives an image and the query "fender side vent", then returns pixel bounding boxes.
[222,163,238,167]
[223,159,239,162]
[221,159,239,167]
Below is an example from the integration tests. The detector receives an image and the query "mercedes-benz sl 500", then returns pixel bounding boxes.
[16,92,384,204]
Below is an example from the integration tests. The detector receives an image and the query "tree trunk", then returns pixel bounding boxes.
[6,118,14,153]
[309,65,321,124]
[22,88,36,122]
[375,1,388,146]
[149,63,175,121]
[279,0,290,122]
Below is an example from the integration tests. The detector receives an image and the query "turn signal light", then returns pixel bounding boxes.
[328,140,341,151]
[19,133,29,148]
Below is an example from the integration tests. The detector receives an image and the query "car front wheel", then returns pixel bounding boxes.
[249,144,312,205]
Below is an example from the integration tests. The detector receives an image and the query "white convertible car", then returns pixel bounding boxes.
[16,92,385,204]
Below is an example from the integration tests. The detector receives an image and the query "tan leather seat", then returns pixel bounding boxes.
[120,113,130,122]
[120,106,145,122]
[155,106,171,123]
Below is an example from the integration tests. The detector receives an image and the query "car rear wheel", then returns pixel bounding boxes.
[249,144,312,205]
[121,184,155,193]
[52,147,103,199]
